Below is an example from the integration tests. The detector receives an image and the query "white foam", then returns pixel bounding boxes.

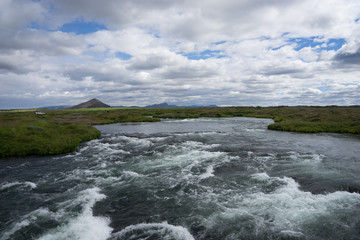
[245,128,265,132]
[250,172,271,182]
[111,222,195,240]
[181,141,220,150]
[1,208,56,240]
[164,118,214,123]
[0,181,37,190]
[199,165,215,180]
[94,142,130,155]
[135,140,229,187]
[55,146,90,159]
[174,131,223,137]
[147,136,169,142]
[0,181,21,190]
[122,171,143,178]
[207,175,360,235]
[165,118,198,122]
[169,149,225,171]
[287,152,324,164]
[1,219,30,240]
[3,162,29,170]
[38,188,112,240]
[279,230,304,237]
[115,135,153,148]
[24,181,37,189]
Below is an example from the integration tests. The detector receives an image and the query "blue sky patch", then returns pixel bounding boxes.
[286,37,345,51]
[60,19,107,34]
[182,50,226,60]
[115,52,133,60]
[317,86,333,92]
[341,82,358,86]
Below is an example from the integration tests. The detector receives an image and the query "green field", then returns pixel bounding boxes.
[1,106,359,157]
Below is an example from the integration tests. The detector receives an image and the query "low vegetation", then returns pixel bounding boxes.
[1,106,359,157]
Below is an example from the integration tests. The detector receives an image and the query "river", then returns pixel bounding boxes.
[1,117,360,240]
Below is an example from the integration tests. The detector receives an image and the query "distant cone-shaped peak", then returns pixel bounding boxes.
[72,98,111,108]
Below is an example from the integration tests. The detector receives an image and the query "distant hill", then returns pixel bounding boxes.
[72,98,111,108]
[39,105,72,109]
[145,102,217,108]
[145,103,179,108]
[39,101,217,109]
[186,104,218,108]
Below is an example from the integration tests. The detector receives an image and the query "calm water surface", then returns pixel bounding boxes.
[1,117,360,240]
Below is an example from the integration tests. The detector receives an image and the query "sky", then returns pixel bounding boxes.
[1,0,360,108]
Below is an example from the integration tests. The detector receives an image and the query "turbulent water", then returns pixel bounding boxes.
[1,117,360,240]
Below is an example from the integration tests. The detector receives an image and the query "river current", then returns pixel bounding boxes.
[1,117,360,240]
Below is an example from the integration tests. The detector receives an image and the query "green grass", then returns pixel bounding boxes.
[0,112,100,157]
[1,106,359,157]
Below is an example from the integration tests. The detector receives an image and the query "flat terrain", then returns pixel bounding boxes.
[1,106,359,157]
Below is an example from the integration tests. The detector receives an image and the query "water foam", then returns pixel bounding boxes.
[1,208,57,240]
[122,171,143,179]
[0,181,37,190]
[250,172,272,182]
[245,128,265,132]
[111,222,195,240]
[38,188,112,240]
[115,135,153,148]
[1,219,30,240]
[206,173,360,237]
[93,142,130,155]
[198,165,215,180]
[154,141,228,182]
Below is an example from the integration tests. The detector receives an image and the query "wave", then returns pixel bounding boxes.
[121,171,143,179]
[198,165,215,180]
[112,135,153,148]
[110,222,194,240]
[37,188,112,240]
[1,208,56,240]
[0,181,37,191]
[204,173,360,238]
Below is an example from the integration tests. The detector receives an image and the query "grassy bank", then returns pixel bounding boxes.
[1,106,359,157]
[0,111,100,157]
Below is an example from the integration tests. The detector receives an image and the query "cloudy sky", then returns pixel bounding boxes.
[1,0,360,108]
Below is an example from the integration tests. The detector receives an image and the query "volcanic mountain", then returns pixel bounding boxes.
[72,98,111,108]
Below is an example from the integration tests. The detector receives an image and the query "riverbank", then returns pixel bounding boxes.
[1,106,359,157]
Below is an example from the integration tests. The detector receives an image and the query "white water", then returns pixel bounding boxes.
[38,188,112,240]
[111,222,195,240]
[1,117,360,240]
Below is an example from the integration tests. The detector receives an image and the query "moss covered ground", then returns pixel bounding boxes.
[1,106,359,157]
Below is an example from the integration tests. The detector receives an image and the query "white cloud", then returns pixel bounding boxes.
[0,0,360,108]
[0,0,46,31]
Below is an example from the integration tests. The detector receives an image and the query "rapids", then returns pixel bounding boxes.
[1,117,360,240]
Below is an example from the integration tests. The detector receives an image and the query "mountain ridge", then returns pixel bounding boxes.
[38,101,218,109]
[145,102,218,108]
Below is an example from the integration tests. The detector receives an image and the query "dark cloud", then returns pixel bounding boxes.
[2,30,85,56]
[0,0,46,31]
[161,66,217,79]
[333,48,360,65]
[49,0,185,28]
[0,61,16,72]
[260,67,303,76]
[128,55,168,70]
